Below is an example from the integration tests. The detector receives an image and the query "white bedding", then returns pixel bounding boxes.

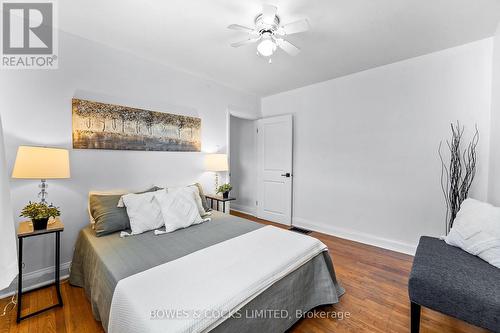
[108,226,327,333]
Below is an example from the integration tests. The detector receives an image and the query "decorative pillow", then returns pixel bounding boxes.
[154,189,207,234]
[89,194,129,237]
[444,198,500,268]
[89,194,130,237]
[117,186,163,207]
[120,189,165,236]
[194,183,211,212]
[88,189,127,228]
[89,186,162,236]
[168,186,208,217]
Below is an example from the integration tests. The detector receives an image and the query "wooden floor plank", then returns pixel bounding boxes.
[0,211,489,333]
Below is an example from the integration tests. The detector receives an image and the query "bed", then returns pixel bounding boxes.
[69,211,344,332]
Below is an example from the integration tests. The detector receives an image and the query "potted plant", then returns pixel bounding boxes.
[20,202,61,231]
[216,183,232,199]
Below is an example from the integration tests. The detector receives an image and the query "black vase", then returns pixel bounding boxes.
[32,217,49,230]
[223,191,229,199]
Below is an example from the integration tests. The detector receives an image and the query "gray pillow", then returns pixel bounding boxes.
[194,183,211,212]
[90,186,162,237]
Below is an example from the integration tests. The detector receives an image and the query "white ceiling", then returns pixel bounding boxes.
[59,0,500,96]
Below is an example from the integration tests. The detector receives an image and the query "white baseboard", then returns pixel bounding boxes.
[230,204,256,216]
[0,261,72,299]
[293,217,417,256]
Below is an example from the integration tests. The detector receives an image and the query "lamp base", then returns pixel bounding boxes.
[38,179,48,203]
[214,172,219,193]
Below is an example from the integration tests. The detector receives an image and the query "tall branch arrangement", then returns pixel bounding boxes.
[438,122,479,234]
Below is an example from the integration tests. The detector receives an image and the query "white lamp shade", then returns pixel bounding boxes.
[12,146,70,179]
[205,154,228,172]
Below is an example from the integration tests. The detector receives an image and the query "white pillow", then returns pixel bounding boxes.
[167,185,207,217]
[444,198,500,268]
[120,190,164,236]
[154,189,205,233]
[116,185,163,207]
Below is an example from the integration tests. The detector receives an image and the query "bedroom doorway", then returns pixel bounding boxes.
[228,112,258,216]
[228,111,293,226]
[256,115,293,226]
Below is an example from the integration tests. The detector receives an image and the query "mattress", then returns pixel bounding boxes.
[69,211,344,332]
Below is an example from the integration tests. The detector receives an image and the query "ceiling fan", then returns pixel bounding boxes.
[228,4,309,62]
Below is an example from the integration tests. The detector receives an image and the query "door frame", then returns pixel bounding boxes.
[256,114,294,225]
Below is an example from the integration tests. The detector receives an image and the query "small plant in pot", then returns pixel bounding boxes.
[216,183,232,199]
[20,202,61,231]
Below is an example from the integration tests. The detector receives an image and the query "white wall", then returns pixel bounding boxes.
[488,24,500,205]
[229,116,257,215]
[262,39,493,254]
[0,31,259,292]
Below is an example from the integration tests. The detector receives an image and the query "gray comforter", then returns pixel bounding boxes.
[69,212,344,332]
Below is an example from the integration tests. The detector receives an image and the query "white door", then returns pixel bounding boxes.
[257,115,293,225]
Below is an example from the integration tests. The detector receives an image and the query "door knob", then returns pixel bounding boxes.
[281,172,291,177]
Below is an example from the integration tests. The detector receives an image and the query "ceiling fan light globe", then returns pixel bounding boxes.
[257,39,276,57]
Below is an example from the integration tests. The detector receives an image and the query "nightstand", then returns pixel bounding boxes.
[16,219,64,323]
[205,194,236,213]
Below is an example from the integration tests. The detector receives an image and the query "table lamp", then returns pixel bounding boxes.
[12,146,70,203]
[205,153,228,193]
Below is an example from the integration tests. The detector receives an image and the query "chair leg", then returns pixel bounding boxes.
[411,302,421,333]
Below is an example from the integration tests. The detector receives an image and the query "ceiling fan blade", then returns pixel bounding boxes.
[279,19,310,35]
[262,4,278,24]
[230,37,261,48]
[227,24,257,33]
[275,38,301,56]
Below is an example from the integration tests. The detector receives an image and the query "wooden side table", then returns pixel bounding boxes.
[16,219,64,323]
[205,194,236,213]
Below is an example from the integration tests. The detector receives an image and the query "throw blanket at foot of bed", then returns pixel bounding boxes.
[108,226,328,333]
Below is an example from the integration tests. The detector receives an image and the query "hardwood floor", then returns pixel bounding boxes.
[0,281,104,333]
[0,211,488,333]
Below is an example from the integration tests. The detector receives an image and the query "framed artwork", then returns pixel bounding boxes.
[72,99,201,152]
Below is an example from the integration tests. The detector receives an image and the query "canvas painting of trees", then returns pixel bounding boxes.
[72,99,201,151]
